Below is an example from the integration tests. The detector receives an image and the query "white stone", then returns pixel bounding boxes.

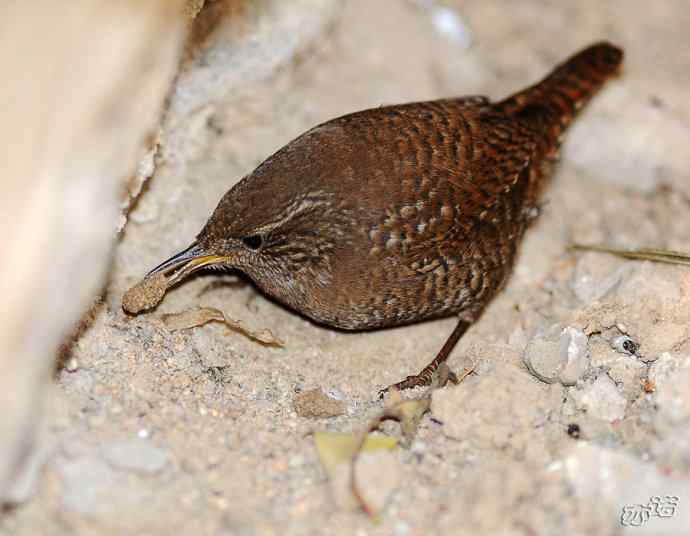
[558,327,590,385]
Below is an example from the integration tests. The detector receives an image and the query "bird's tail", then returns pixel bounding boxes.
[495,42,623,132]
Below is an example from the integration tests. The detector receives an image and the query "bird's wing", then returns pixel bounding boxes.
[404,115,538,273]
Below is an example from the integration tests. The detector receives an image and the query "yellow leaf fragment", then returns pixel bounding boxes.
[313,431,397,476]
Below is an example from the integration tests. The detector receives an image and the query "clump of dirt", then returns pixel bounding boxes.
[122,273,167,314]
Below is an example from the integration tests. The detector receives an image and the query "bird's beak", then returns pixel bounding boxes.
[146,242,232,288]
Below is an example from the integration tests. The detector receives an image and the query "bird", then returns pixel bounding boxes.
[134,42,623,395]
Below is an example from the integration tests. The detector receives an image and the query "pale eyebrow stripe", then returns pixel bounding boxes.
[251,191,333,235]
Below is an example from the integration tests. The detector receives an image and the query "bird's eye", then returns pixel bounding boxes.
[241,234,263,250]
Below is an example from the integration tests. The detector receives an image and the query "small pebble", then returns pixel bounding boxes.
[523,336,561,384]
[610,335,639,357]
[64,357,79,373]
[523,328,590,386]
[293,388,345,418]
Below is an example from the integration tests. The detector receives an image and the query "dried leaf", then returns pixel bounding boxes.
[160,307,284,346]
[571,244,690,266]
[160,306,223,329]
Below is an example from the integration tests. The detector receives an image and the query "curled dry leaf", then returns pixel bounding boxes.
[160,307,284,346]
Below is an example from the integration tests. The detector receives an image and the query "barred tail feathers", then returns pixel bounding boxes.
[496,42,623,129]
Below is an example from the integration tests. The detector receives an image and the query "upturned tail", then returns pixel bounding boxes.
[495,42,623,131]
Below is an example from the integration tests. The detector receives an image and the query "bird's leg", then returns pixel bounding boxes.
[379,319,470,398]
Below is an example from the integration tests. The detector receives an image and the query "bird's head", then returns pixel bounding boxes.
[145,127,361,312]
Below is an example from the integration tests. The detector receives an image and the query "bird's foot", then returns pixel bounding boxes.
[378,319,471,399]
[378,364,459,399]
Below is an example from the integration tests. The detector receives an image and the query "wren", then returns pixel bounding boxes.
[137,42,623,394]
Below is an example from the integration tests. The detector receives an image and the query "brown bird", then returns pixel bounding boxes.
[138,42,623,394]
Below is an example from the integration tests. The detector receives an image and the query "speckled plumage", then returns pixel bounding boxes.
[147,42,623,392]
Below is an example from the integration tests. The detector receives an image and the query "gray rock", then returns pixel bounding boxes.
[523,336,562,384]
[523,327,590,386]
[100,439,169,474]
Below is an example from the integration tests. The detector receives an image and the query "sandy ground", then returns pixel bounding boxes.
[2,1,690,534]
